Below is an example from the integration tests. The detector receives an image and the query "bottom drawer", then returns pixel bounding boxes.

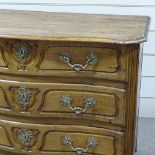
[0,120,124,155]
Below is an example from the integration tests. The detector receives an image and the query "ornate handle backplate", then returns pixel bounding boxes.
[12,42,32,70]
[12,128,39,150]
[59,52,98,71]
[60,96,96,114]
[63,136,97,154]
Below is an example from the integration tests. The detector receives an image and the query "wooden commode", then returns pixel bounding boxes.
[0,10,150,155]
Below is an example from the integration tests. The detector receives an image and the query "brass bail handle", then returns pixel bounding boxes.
[59,52,98,71]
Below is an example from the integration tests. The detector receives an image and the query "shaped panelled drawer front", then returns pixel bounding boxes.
[39,45,127,81]
[42,132,115,155]
[40,85,126,126]
[0,39,128,81]
[0,81,126,126]
[0,120,124,155]
[42,91,117,117]
[40,46,118,72]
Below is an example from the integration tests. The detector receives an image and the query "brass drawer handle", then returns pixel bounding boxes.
[59,52,98,71]
[63,136,97,154]
[60,96,96,115]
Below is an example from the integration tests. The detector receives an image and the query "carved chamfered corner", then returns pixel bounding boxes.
[12,128,39,151]
[10,87,39,112]
[5,40,37,71]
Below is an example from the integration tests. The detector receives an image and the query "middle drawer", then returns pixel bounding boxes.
[0,80,126,126]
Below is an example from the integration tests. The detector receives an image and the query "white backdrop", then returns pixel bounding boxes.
[0,0,154,118]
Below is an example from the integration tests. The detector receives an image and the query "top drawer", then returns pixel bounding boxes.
[0,39,128,81]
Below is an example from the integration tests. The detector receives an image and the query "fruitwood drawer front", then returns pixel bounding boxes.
[0,81,126,126]
[0,120,124,155]
[0,39,128,81]
[40,46,119,73]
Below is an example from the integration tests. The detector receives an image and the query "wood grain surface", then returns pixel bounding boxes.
[0,39,128,81]
[0,120,124,155]
[0,9,150,44]
[0,10,150,155]
[0,80,126,126]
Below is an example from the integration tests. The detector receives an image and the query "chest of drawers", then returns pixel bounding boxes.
[0,10,150,155]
